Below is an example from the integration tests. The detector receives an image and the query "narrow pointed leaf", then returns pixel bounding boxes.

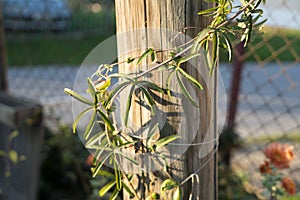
[122,181,135,197]
[124,85,135,126]
[210,31,219,75]
[139,86,156,114]
[109,187,119,200]
[191,28,210,54]
[176,68,203,90]
[219,31,233,62]
[138,81,164,94]
[155,135,180,150]
[87,77,96,95]
[137,48,153,64]
[166,70,176,97]
[176,72,198,107]
[97,109,114,131]
[114,161,122,191]
[117,152,139,165]
[85,131,105,148]
[84,109,96,140]
[99,180,116,197]
[151,49,156,62]
[177,53,201,66]
[97,170,115,178]
[92,152,112,177]
[72,107,93,133]
[104,81,130,108]
[64,88,93,105]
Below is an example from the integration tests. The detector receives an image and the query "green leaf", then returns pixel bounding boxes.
[72,107,93,134]
[126,57,135,63]
[97,170,115,178]
[219,31,233,62]
[8,131,18,141]
[176,72,198,107]
[114,162,122,191]
[92,152,112,177]
[64,88,93,105]
[176,67,203,90]
[137,48,153,64]
[151,49,156,62]
[109,187,119,200]
[161,179,178,192]
[83,109,96,140]
[122,181,135,198]
[104,81,130,108]
[124,85,135,126]
[117,151,139,165]
[9,150,18,164]
[210,30,219,75]
[166,70,176,97]
[173,187,182,200]
[198,7,218,15]
[99,180,116,197]
[97,108,114,131]
[254,18,267,28]
[85,131,105,148]
[87,77,96,95]
[138,81,164,94]
[139,86,156,114]
[0,150,6,157]
[177,53,201,66]
[155,135,180,150]
[191,28,210,54]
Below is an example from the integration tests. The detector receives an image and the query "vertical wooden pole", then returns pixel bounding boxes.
[0,2,8,91]
[115,0,217,199]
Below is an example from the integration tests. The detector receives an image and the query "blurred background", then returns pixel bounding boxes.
[0,0,299,199]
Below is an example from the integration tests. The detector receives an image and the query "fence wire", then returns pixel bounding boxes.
[2,0,300,197]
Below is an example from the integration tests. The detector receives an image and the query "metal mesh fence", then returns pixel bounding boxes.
[226,0,300,196]
[2,0,300,197]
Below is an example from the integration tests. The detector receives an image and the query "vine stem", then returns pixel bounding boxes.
[136,45,192,79]
[132,0,257,80]
[116,159,141,199]
[216,0,257,29]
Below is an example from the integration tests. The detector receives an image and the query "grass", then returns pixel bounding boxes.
[6,9,115,66]
[7,33,111,66]
[219,27,300,63]
[243,131,300,147]
[245,28,300,62]
[5,24,300,66]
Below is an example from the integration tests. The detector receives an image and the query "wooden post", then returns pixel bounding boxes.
[115,0,217,199]
[0,2,8,91]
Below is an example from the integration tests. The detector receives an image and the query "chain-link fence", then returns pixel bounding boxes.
[2,0,300,197]
[223,0,300,196]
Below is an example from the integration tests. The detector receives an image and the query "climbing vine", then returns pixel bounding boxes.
[65,0,266,199]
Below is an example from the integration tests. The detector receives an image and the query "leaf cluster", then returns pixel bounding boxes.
[64,0,267,198]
